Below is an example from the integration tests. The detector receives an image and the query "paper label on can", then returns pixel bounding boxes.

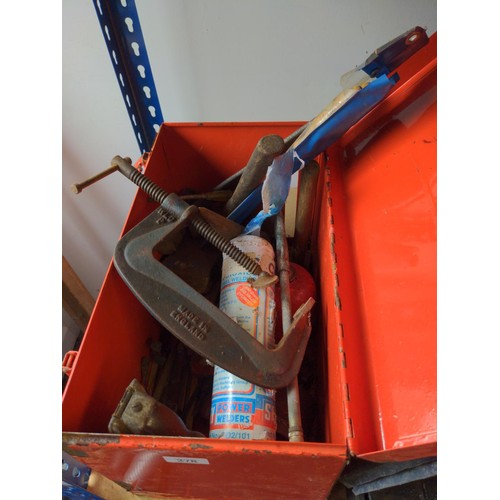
[209,391,276,440]
[235,284,260,307]
[212,367,256,396]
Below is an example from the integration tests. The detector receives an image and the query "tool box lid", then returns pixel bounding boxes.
[331,32,437,461]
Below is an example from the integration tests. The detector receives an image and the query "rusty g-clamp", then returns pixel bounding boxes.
[114,194,315,389]
[73,155,314,388]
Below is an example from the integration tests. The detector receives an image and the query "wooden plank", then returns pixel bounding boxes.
[62,256,95,332]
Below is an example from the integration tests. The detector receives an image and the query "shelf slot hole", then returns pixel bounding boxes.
[131,42,140,56]
[125,17,134,33]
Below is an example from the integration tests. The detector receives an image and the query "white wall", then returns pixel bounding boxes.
[62,0,437,300]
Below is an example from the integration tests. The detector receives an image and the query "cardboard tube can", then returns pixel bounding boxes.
[209,235,277,440]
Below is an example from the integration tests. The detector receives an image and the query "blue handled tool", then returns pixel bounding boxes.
[228,27,429,233]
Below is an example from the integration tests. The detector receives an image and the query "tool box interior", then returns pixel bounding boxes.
[62,35,436,499]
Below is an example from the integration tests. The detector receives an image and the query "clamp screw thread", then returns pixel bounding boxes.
[127,168,168,204]
[191,215,261,275]
[124,162,262,275]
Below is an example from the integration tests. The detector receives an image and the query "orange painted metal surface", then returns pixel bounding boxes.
[63,434,346,499]
[341,34,437,460]
[347,99,437,456]
[311,34,437,462]
[63,34,437,496]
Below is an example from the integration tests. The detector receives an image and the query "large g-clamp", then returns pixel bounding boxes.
[114,198,315,389]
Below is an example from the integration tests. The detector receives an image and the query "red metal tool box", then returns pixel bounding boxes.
[63,34,437,499]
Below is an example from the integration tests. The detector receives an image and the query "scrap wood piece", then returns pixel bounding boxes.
[62,256,95,332]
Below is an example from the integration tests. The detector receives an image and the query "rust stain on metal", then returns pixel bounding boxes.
[62,444,88,458]
[330,246,342,309]
[188,443,213,450]
[347,418,354,438]
[329,229,342,311]
[62,433,121,446]
[240,448,273,455]
[335,291,342,310]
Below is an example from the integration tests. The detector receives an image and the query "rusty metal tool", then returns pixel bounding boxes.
[109,379,205,438]
[214,124,308,193]
[290,159,320,267]
[114,195,315,389]
[71,164,120,194]
[178,190,232,202]
[223,134,285,215]
[275,210,306,441]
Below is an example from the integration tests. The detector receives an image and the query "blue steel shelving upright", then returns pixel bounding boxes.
[92,0,164,154]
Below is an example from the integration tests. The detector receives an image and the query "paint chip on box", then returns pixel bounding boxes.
[163,456,209,465]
